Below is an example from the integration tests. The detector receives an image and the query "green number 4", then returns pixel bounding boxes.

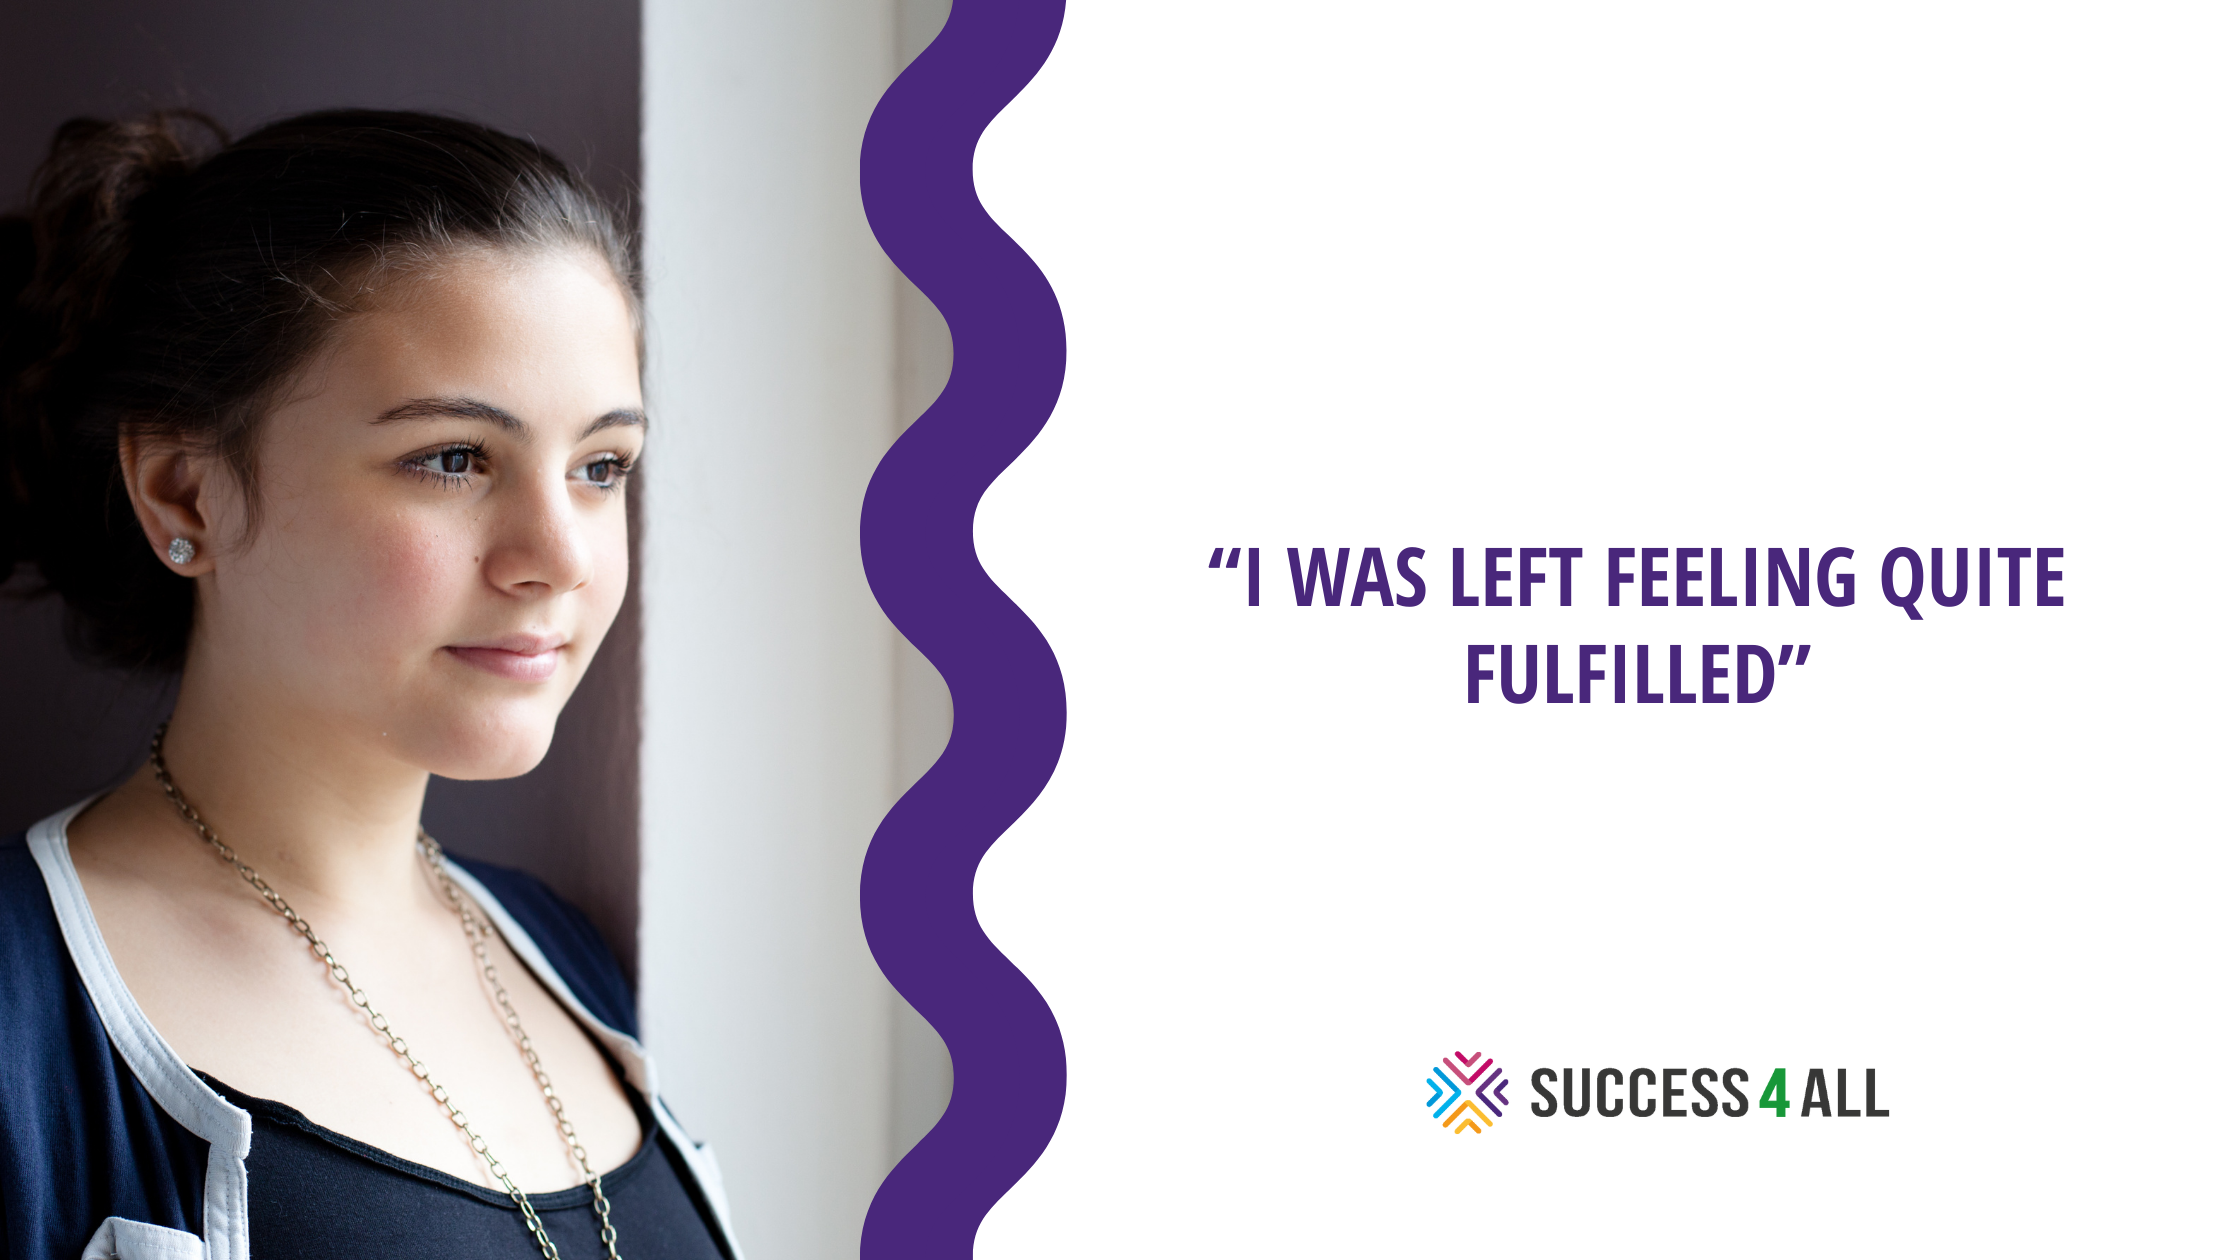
[1759,1068,1791,1118]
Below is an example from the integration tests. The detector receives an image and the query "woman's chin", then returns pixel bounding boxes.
[409,721,559,782]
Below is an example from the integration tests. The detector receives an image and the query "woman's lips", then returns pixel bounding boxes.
[445,637,565,682]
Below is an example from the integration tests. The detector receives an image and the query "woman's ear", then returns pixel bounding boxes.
[118,432,221,576]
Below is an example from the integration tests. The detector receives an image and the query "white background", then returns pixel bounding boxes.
[971,1,2235,1254]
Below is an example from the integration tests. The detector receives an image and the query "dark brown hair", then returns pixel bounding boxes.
[0,109,636,673]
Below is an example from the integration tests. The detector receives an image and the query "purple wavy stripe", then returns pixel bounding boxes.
[856,1,1069,1257]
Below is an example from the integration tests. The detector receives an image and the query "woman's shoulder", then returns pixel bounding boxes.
[0,830,68,971]
[448,857,639,1041]
[0,827,127,1071]
[0,830,209,1249]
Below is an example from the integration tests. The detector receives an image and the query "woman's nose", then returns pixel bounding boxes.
[483,478,595,596]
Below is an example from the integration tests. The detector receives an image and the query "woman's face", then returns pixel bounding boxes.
[185,247,642,780]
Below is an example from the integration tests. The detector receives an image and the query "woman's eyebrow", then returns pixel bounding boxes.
[373,399,644,440]
[579,408,647,439]
[373,397,525,433]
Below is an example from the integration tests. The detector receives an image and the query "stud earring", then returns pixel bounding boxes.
[167,538,196,565]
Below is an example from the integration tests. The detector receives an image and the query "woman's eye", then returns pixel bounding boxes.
[575,456,632,489]
[409,445,481,480]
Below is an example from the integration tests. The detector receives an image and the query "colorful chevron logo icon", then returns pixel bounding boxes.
[1425,1050,1509,1134]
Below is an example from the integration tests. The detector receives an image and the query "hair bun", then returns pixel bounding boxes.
[11,112,225,375]
[1,113,225,571]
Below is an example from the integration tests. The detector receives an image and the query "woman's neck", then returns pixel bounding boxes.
[141,667,435,911]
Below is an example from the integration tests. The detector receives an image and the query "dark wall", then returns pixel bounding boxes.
[0,0,644,974]
[0,0,641,207]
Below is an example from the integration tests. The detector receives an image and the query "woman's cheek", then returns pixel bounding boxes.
[582,515,632,639]
[313,511,478,674]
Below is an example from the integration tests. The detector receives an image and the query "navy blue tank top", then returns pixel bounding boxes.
[202,1074,731,1259]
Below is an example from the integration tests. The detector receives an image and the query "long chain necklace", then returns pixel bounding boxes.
[148,725,623,1259]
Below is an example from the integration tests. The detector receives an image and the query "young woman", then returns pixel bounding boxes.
[0,111,733,1259]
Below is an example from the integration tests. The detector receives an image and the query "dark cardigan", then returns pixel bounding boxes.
[0,818,731,1260]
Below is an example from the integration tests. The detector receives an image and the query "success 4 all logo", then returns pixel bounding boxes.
[1425,1058,1890,1131]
